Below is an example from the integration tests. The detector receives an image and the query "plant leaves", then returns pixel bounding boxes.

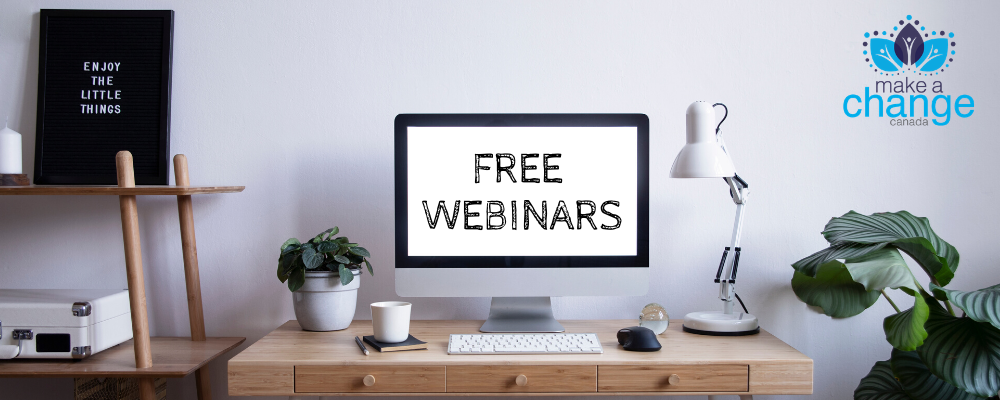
[871,38,903,72]
[277,261,287,283]
[930,284,1000,330]
[854,360,910,400]
[891,238,955,287]
[338,264,353,286]
[347,254,364,265]
[792,242,887,277]
[343,243,359,248]
[884,294,930,351]
[333,254,351,264]
[915,38,948,72]
[302,247,323,270]
[894,23,924,66]
[334,236,349,244]
[317,240,339,254]
[327,226,340,238]
[889,349,981,400]
[792,261,880,318]
[821,211,959,285]
[349,246,371,258]
[280,238,300,253]
[287,268,305,292]
[281,253,296,274]
[843,248,919,293]
[918,298,1000,398]
[365,259,373,276]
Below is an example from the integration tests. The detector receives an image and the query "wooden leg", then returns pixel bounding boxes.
[117,151,154,400]
[174,154,212,400]
[138,378,156,400]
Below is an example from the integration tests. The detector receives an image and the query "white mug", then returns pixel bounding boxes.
[371,301,412,343]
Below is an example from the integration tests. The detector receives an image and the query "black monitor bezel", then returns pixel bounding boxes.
[394,114,649,269]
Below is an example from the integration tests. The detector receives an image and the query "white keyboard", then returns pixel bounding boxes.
[448,333,603,354]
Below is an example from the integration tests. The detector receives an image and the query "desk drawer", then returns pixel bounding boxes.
[295,365,446,393]
[598,365,748,392]
[448,365,597,393]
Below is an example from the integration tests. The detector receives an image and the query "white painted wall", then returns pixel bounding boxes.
[1,1,996,399]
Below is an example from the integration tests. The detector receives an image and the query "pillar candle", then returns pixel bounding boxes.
[0,124,23,174]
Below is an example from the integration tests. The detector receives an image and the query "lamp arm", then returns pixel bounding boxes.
[718,175,748,314]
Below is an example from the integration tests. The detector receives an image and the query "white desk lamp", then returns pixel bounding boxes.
[671,101,759,336]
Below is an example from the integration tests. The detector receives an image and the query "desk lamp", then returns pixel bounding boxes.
[670,101,759,335]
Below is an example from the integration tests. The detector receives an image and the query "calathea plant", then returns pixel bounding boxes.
[277,227,373,292]
[790,211,1000,400]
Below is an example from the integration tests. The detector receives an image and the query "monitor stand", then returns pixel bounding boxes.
[480,297,565,333]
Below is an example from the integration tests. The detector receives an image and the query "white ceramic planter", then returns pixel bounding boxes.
[293,270,360,331]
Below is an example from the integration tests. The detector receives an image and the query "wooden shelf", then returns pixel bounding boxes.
[0,337,245,378]
[0,185,244,196]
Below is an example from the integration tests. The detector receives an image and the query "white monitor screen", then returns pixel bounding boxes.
[406,126,638,257]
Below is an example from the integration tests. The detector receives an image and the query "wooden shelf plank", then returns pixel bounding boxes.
[0,185,244,196]
[0,337,245,378]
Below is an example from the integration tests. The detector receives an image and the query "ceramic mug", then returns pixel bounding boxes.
[371,301,412,343]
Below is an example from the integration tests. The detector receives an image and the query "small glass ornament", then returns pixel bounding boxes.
[639,303,669,334]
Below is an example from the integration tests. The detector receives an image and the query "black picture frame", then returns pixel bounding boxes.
[34,9,174,185]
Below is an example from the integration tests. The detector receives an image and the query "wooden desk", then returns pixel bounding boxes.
[228,320,812,397]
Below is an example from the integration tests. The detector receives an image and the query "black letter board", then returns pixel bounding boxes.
[34,10,173,185]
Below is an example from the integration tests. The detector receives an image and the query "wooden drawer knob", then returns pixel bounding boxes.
[667,374,680,385]
[515,374,528,387]
[363,374,376,386]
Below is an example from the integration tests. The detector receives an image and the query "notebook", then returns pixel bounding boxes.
[362,335,428,352]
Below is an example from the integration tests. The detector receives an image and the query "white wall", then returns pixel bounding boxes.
[1,1,996,399]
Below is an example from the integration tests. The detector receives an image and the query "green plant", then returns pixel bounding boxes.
[791,211,1000,400]
[277,226,373,292]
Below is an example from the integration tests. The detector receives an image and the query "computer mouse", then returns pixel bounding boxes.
[617,326,661,352]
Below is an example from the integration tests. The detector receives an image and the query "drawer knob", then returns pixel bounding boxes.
[667,374,680,385]
[363,374,376,386]
[515,374,528,387]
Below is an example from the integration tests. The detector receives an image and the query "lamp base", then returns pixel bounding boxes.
[682,311,760,336]
[0,174,29,186]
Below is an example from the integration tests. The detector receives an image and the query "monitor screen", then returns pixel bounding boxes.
[407,126,637,256]
[395,114,649,273]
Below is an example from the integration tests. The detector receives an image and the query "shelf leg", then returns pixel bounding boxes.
[116,151,156,400]
[174,154,212,400]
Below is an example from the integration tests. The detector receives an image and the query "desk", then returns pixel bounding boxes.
[228,320,812,397]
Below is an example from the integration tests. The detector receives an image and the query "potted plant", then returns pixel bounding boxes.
[277,226,374,331]
[790,211,1000,399]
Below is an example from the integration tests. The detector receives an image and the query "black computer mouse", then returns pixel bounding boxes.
[617,326,661,352]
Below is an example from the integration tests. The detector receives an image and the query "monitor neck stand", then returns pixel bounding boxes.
[480,297,565,333]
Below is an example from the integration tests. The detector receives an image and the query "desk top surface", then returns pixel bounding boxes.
[231,319,811,366]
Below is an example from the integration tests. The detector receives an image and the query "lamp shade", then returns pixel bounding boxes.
[669,101,735,178]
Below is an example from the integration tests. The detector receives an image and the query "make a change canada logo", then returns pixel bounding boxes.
[843,15,973,126]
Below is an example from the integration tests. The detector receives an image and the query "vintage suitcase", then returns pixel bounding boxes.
[0,289,132,359]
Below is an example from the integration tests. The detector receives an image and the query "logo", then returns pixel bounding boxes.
[863,15,956,76]
[844,14,972,126]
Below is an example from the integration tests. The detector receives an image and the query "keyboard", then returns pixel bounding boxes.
[448,333,604,354]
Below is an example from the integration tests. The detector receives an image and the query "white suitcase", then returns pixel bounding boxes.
[0,289,133,359]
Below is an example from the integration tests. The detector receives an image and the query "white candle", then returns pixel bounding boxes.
[0,123,23,174]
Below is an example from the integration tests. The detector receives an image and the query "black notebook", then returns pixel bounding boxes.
[362,335,428,352]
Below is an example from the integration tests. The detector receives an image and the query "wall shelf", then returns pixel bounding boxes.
[0,152,244,400]
[0,185,244,196]
[0,337,245,378]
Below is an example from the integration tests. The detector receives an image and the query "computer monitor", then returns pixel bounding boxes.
[394,114,649,332]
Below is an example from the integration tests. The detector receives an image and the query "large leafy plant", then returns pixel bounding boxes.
[791,211,1000,399]
[277,227,373,292]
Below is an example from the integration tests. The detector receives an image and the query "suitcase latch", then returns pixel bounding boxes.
[12,330,33,340]
[72,302,92,317]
